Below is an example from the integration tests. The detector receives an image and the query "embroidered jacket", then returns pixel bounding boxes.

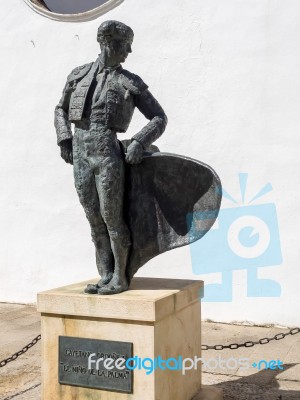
[54,59,167,149]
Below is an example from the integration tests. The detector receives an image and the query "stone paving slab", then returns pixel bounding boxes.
[0,303,299,399]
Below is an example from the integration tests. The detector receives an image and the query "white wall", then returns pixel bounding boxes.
[0,0,299,326]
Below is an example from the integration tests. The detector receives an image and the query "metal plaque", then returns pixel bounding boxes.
[59,336,133,393]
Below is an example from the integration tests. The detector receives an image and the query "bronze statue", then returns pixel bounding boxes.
[54,20,221,295]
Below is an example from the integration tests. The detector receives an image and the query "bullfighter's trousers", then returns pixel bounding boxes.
[72,121,131,283]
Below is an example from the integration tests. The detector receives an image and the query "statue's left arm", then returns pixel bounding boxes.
[132,89,168,149]
[126,89,167,164]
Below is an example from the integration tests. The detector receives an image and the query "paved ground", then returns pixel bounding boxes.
[0,303,299,400]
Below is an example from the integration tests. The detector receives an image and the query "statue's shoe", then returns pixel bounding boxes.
[97,283,128,295]
[84,284,98,294]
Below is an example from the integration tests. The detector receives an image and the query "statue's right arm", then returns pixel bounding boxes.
[54,63,93,165]
[54,80,74,165]
[54,80,73,145]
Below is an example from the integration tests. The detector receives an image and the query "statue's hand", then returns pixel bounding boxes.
[125,140,143,164]
[59,139,73,165]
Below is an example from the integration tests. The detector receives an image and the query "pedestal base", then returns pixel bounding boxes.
[38,277,205,400]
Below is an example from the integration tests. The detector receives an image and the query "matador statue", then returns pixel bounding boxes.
[54,20,221,295]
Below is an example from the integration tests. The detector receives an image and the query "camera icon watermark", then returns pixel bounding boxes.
[189,173,282,301]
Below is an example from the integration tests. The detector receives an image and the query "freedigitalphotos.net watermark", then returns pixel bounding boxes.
[88,354,284,375]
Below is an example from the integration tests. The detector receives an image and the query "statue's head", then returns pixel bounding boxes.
[97,20,134,67]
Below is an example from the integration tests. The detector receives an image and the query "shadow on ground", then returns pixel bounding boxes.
[214,363,300,400]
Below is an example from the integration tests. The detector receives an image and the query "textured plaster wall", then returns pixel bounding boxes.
[0,0,299,326]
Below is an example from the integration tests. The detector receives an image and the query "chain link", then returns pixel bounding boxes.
[0,327,299,366]
[202,327,300,351]
[0,335,41,368]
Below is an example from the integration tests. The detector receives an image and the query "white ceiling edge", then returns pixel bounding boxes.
[23,0,124,22]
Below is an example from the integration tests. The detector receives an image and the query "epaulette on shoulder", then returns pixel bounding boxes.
[121,69,148,95]
[67,62,93,82]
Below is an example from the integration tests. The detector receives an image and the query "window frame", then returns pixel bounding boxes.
[24,0,124,22]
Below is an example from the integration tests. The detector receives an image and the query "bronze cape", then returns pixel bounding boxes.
[121,150,222,283]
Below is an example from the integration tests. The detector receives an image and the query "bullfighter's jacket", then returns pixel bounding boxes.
[54,58,167,150]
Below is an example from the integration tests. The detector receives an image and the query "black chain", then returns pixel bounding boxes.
[0,334,41,367]
[1,327,299,366]
[202,327,300,351]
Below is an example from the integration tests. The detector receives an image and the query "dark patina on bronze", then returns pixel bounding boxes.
[54,20,222,295]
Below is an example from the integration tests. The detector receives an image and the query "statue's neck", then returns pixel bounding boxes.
[98,53,121,69]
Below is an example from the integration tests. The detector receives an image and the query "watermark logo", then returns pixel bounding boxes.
[87,354,284,375]
[189,173,282,301]
[252,359,284,370]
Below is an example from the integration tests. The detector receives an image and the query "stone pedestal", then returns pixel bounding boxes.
[37,277,221,400]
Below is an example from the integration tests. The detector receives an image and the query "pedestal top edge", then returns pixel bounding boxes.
[37,277,203,321]
[37,277,203,299]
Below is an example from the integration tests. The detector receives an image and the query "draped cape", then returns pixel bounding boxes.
[123,152,222,283]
